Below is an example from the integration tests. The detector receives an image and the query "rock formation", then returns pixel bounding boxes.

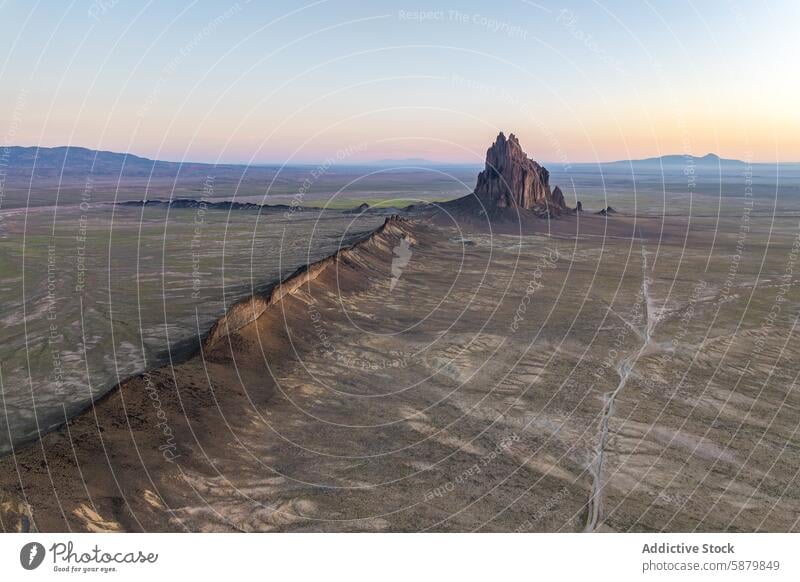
[436,132,574,221]
[346,202,370,214]
[473,132,554,210]
[551,186,566,210]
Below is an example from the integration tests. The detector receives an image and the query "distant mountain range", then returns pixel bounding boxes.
[4,146,796,177]
[367,153,795,169]
[0,147,485,179]
[3,145,799,210]
[1,145,235,178]
[0,146,484,209]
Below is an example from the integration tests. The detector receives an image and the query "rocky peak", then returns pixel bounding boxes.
[474,132,553,210]
[551,186,566,209]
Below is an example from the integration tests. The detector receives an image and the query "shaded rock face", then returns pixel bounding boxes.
[596,206,616,216]
[345,202,371,214]
[551,186,566,209]
[474,132,553,210]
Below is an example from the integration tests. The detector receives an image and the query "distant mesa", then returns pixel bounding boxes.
[604,151,744,168]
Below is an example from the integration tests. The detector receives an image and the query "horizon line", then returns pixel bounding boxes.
[6,144,800,167]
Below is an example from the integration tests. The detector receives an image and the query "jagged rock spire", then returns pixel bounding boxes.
[474,132,553,209]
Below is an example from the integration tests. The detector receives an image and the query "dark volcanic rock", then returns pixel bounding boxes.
[346,202,371,214]
[576,201,583,212]
[433,133,582,224]
[473,132,552,210]
[119,198,292,212]
[551,186,566,209]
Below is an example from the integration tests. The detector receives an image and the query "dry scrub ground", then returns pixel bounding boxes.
[2,212,799,532]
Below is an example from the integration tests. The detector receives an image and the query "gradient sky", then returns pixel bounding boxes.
[0,0,797,164]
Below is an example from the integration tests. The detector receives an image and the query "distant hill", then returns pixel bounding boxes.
[1,145,223,178]
[604,152,746,169]
[1,146,479,176]
[0,145,480,209]
[548,153,800,181]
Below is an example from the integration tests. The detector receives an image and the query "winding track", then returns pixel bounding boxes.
[584,245,657,532]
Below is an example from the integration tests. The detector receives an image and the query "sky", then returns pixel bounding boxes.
[0,0,798,164]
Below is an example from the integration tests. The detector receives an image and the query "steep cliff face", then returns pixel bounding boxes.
[473,132,553,209]
[435,132,573,222]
